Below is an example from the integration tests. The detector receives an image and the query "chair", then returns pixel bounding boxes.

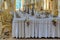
[0,11,13,38]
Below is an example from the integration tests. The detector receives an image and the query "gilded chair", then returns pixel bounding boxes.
[1,11,13,37]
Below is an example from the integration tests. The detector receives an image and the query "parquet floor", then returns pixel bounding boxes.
[0,37,60,40]
[0,24,60,40]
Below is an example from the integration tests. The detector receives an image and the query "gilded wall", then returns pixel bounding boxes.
[0,0,15,11]
[23,0,58,16]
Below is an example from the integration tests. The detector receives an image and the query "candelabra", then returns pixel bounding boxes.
[31,4,35,16]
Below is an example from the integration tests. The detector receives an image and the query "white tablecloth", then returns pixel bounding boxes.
[12,17,60,38]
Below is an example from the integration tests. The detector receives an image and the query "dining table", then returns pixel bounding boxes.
[12,12,60,38]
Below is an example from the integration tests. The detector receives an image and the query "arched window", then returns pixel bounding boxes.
[0,0,4,7]
[16,0,22,10]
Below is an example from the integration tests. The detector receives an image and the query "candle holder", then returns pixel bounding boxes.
[31,4,35,16]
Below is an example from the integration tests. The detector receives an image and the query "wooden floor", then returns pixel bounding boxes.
[0,24,60,40]
[0,38,60,40]
[0,39,60,40]
[0,31,60,40]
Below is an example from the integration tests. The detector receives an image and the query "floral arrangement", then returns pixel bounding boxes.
[25,18,30,26]
[52,18,57,27]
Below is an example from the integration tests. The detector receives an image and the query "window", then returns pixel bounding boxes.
[0,0,2,3]
[0,0,2,8]
[0,0,3,5]
[16,0,22,10]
